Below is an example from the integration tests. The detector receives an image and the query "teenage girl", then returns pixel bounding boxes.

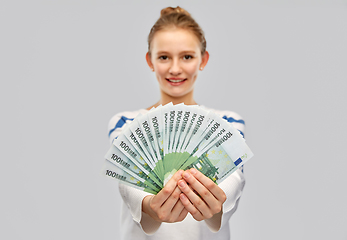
[108,6,246,240]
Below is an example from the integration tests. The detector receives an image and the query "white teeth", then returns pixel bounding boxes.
[167,79,185,83]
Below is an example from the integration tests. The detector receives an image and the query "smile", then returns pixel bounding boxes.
[166,78,187,83]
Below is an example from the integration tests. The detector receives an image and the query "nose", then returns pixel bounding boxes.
[169,59,182,75]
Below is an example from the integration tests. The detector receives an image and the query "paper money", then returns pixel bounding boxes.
[103,103,254,194]
[180,124,253,184]
[113,132,163,187]
[105,144,162,190]
[102,160,159,194]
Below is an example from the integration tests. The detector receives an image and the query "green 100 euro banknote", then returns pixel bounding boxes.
[102,103,254,194]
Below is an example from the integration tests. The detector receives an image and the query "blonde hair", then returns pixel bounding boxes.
[147,6,207,56]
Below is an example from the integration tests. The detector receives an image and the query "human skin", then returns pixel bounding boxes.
[142,169,226,223]
[142,170,188,223]
[142,27,227,224]
[146,28,209,106]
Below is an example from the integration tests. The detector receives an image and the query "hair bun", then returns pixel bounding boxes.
[160,6,191,17]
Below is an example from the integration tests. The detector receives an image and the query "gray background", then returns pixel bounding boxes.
[1,0,347,239]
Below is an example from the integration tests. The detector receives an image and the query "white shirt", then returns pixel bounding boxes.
[108,107,246,240]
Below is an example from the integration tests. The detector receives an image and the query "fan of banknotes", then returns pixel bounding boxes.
[103,103,253,194]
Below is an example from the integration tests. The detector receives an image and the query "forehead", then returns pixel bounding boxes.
[151,28,201,54]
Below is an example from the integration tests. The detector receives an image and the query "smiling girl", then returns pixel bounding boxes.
[108,6,246,240]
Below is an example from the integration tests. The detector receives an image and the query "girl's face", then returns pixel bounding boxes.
[146,28,209,101]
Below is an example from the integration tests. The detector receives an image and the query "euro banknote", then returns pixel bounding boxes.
[103,103,254,193]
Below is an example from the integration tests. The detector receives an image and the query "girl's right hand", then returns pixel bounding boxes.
[142,170,188,223]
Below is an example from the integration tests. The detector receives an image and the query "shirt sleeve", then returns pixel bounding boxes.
[108,112,134,144]
[108,112,161,234]
[118,183,161,234]
[204,169,245,232]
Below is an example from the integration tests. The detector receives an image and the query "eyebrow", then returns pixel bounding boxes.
[156,51,197,55]
[156,51,170,55]
[180,51,197,55]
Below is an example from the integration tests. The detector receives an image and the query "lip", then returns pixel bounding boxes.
[166,78,187,83]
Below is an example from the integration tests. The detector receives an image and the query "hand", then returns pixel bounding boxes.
[177,168,226,221]
[142,170,188,223]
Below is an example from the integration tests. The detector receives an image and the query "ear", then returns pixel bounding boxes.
[146,52,154,71]
[199,51,209,70]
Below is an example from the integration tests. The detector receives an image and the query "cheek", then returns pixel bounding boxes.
[154,64,168,79]
[156,73,164,83]
[186,62,200,77]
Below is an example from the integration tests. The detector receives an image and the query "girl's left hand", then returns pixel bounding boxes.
[177,168,227,221]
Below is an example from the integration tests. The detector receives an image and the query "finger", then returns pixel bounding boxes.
[178,179,211,219]
[177,208,189,222]
[151,186,183,222]
[162,186,182,213]
[181,170,217,209]
[167,194,186,222]
[152,170,184,206]
[179,193,204,221]
[188,168,226,203]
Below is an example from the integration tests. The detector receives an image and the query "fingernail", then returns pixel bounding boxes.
[180,194,186,200]
[190,168,197,175]
[183,172,190,179]
[178,180,185,187]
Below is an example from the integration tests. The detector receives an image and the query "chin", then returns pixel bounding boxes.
[166,90,193,99]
